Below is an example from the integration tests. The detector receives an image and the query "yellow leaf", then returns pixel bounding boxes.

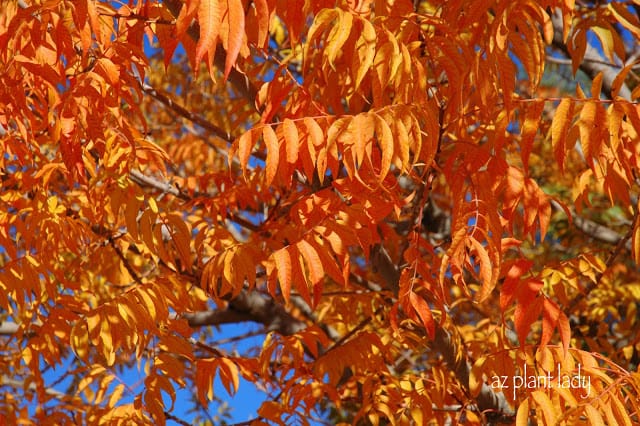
[354,19,376,89]
[531,390,557,424]
[583,404,605,426]
[108,383,125,409]
[148,196,158,214]
[516,398,529,426]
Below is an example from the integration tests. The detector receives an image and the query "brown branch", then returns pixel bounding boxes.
[129,169,188,200]
[1,375,69,400]
[164,411,191,426]
[433,327,515,422]
[0,322,19,335]
[370,243,516,422]
[182,290,308,337]
[140,82,234,144]
[551,199,633,247]
[573,213,632,247]
[551,10,632,100]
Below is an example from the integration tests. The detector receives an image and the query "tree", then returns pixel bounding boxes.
[2,0,640,424]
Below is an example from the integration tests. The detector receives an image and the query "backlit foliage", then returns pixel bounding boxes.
[2,0,640,424]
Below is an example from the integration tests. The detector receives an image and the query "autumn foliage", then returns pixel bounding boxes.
[3,0,640,424]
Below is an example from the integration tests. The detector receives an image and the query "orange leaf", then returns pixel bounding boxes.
[409,292,435,339]
[218,358,240,395]
[196,0,221,71]
[578,100,597,161]
[297,239,324,287]
[224,0,245,80]
[469,237,496,302]
[326,10,353,70]
[273,247,292,303]
[520,100,544,174]
[354,19,376,90]
[557,311,571,360]
[551,98,574,172]
[253,0,270,47]
[633,202,640,263]
[236,129,255,173]
[282,118,299,164]
[584,405,605,426]
[308,236,343,285]
[500,260,533,310]
[374,114,393,182]
[263,125,279,185]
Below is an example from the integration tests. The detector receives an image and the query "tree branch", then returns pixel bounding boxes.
[551,10,631,100]
[551,200,631,249]
[370,244,516,422]
[140,82,234,145]
[183,290,308,336]
[0,322,19,335]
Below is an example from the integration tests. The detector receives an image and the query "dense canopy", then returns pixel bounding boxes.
[2,0,640,424]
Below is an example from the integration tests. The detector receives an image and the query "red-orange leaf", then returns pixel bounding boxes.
[500,260,533,310]
[514,296,543,347]
[409,291,435,339]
